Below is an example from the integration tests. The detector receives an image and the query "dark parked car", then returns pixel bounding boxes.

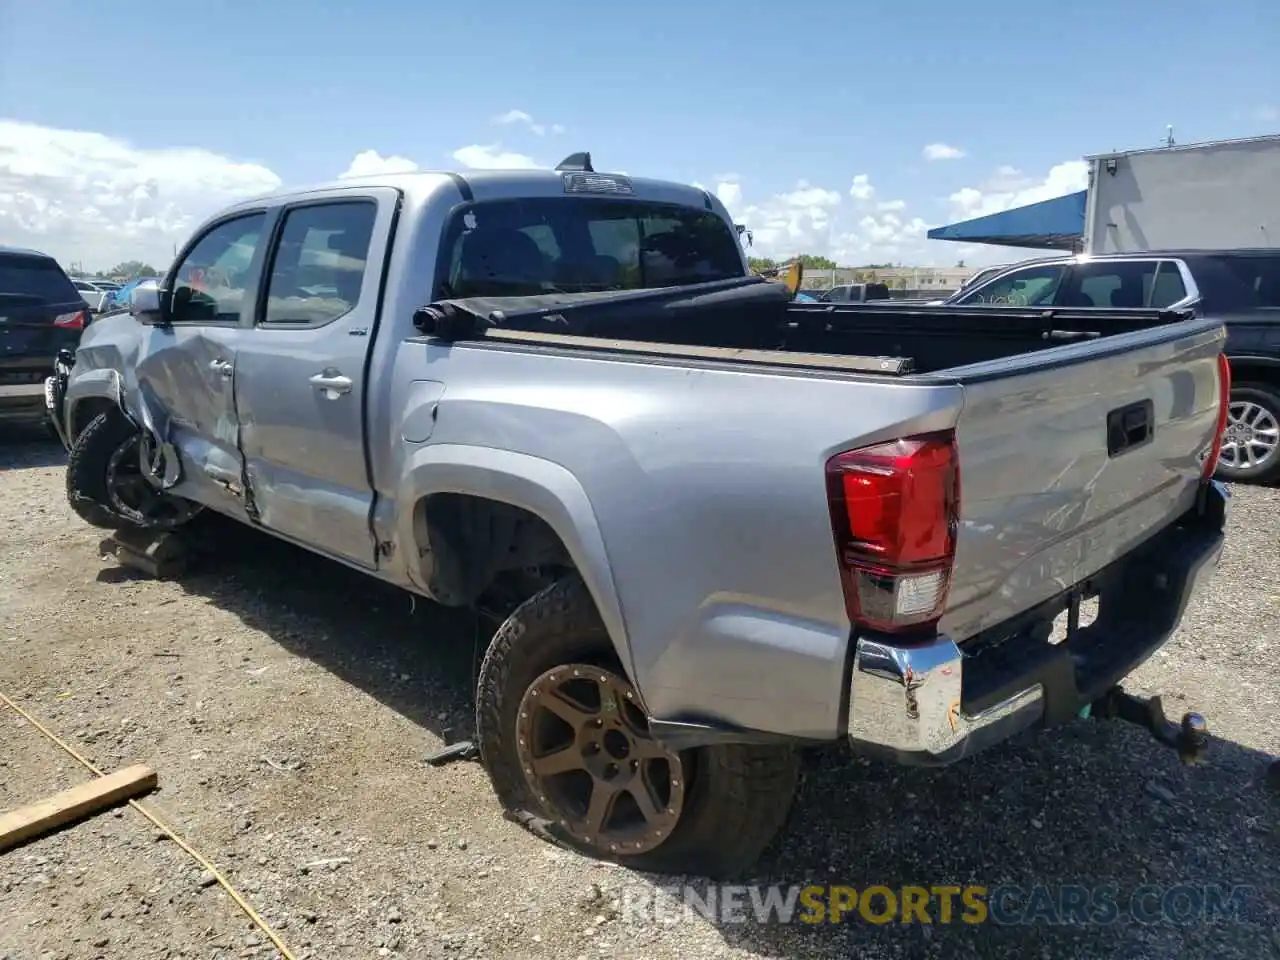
[948,249,1280,483]
[0,245,89,429]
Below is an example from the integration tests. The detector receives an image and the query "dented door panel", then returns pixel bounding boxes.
[132,325,250,519]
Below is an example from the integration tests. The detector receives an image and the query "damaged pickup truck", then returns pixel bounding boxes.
[47,154,1232,879]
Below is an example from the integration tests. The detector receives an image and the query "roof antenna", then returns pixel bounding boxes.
[1165,125,1175,147]
[555,152,594,173]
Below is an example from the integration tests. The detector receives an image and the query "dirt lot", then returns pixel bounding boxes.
[1,428,1278,960]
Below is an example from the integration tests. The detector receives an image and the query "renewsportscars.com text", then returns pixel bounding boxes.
[619,883,1253,926]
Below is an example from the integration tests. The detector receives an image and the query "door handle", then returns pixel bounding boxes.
[209,358,233,378]
[310,371,353,397]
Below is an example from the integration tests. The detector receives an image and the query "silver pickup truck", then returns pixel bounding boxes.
[46,154,1232,879]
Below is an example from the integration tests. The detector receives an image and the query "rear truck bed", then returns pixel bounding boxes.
[415,279,1232,767]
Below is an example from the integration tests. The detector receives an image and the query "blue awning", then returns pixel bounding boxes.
[928,190,1087,250]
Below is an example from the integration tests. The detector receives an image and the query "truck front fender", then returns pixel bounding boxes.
[63,368,130,439]
[395,443,635,679]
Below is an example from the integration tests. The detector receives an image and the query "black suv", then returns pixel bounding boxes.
[0,245,90,430]
[949,249,1280,483]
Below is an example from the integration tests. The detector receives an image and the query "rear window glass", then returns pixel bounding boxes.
[0,254,81,304]
[440,198,743,298]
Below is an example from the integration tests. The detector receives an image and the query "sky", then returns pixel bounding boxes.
[1,0,1277,272]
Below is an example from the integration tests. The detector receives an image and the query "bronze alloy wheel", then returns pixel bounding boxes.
[515,663,685,855]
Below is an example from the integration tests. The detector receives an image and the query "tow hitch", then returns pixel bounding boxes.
[1091,685,1209,765]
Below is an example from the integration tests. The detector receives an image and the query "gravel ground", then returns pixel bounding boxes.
[1,427,1277,960]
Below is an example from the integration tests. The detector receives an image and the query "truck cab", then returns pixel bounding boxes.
[817,282,892,303]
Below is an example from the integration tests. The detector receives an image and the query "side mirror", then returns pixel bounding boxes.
[130,280,164,324]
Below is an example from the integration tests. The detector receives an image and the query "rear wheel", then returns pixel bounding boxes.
[1215,383,1280,484]
[476,574,800,879]
[65,409,201,530]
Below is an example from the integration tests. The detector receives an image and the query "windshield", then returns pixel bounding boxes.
[439,198,745,298]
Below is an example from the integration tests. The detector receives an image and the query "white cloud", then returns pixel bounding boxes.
[338,149,419,178]
[714,181,742,208]
[777,180,841,210]
[947,160,1088,221]
[715,177,841,258]
[713,163,1053,267]
[0,118,280,271]
[493,109,562,137]
[848,174,875,202]
[716,174,929,264]
[923,142,966,161]
[830,212,930,264]
[452,144,544,169]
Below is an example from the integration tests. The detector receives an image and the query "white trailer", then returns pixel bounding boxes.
[1082,134,1280,254]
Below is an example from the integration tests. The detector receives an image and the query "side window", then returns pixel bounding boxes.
[957,265,1064,306]
[1148,261,1189,308]
[1252,257,1280,308]
[1059,260,1161,308]
[263,202,376,326]
[170,213,267,324]
[1218,256,1280,309]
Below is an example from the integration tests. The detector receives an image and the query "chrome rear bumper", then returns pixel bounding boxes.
[848,637,1044,764]
[846,481,1229,766]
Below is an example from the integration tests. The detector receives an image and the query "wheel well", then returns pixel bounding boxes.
[412,493,574,609]
[70,398,117,444]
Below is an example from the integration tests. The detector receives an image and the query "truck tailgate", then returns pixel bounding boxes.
[939,318,1227,642]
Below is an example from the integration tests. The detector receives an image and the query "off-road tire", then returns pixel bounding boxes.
[1215,382,1280,484]
[65,409,136,529]
[476,573,800,880]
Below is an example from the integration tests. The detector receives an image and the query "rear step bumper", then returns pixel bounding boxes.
[846,480,1229,766]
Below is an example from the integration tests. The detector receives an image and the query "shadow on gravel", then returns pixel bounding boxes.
[716,730,1280,960]
[103,514,1278,960]
[0,429,66,469]
[151,513,483,750]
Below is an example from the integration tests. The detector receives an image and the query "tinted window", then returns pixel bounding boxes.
[1148,262,1189,308]
[1060,260,1185,308]
[263,202,376,326]
[0,254,81,304]
[171,213,267,323]
[956,264,1063,306]
[442,198,743,298]
[1217,255,1280,309]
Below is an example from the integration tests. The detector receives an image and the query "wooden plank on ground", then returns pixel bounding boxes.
[0,765,157,853]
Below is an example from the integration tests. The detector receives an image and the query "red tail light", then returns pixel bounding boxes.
[1201,353,1231,480]
[825,431,960,634]
[53,310,87,330]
